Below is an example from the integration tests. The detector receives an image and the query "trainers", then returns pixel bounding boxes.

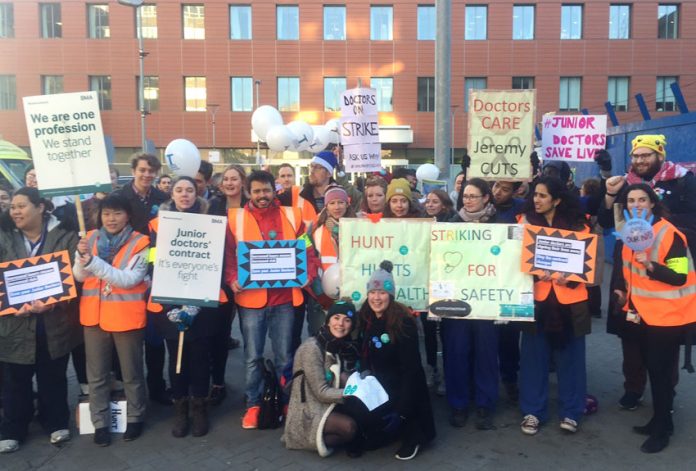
[395,442,420,460]
[242,406,260,429]
[619,392,642,411]
[50,429,71,445]
[560,418,578,433]
[93,427,111,447]
[521,414,540,435]
[208,385,227,407]
[0,439,19,453]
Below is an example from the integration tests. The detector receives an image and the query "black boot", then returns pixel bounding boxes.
[172,398,189,438]
[190,397,209,437]
[641,434,670,454]
[633,418,674,436]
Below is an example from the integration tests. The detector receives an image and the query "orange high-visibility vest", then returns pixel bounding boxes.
[80,230,150,331]
[228,206,304,308]
[291,186,318,227]
[622,218,696,326]
[313,225,338,272]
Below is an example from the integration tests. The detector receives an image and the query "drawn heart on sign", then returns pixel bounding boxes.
[344,385,358,395]
[443,252,463,273]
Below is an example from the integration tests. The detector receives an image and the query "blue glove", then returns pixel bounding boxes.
[167,306,200,332]
[382,411,403,435]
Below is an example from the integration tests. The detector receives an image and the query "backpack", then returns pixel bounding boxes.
[257,359,283,430]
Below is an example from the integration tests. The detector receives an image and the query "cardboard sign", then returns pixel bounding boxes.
[78,401,127,434]
[237,240,308,289]
[339,218,431,311]
[542,114,607,162]
[467,89,536,181]
[521,224,598,284]
[0,251,77,316]
[340,87,382,172]
[23,91,112,197]
[429,223,535,320]
[151,211,227,307]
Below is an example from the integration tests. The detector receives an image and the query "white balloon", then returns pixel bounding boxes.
[265,125,295,152]
[251,105,283,141]
[321,263,341,299]
[308,125,331,153]
[325,118,340,144]
[286,121,314,152]
[416,163,440,181]
[164,139,201,178]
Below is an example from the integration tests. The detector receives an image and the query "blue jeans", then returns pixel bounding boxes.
[238,303,295,407]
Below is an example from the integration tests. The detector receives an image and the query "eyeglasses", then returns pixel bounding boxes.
[462,194,483,200]
[630,152,655,161]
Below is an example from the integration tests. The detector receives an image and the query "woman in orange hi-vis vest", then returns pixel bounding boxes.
[518,176,591,437]
[73,193,150,446]
[613,183,696,454]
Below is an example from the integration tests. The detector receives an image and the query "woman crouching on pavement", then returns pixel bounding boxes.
[283,300,360,457]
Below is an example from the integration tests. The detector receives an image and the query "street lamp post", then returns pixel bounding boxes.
[450,105,459,165]
[118,0,147,153]
[207,103,219,149]
[254,80,261,165]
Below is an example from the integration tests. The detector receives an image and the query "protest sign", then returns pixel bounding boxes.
[343,371,389,412]
[78,401,126,434]
[339,218,430,310]
[521,224,598,284]
[429,223,535,321]
[23,91,111,197]
[237,240,308,289]
[151,211,227,307]
[421,179,447,195]
[542,114,607,162]
[340,87,382,172]
[467,89,536,181]
[0,251,77,316]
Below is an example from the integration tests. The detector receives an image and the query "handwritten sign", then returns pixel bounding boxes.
[542,115,607,162]
[340,87,382,172]
[467,89,536,181]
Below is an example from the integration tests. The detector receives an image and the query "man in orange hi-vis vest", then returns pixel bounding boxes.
[224,170,319,430]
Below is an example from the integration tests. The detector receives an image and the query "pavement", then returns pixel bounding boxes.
[4,267,696,470]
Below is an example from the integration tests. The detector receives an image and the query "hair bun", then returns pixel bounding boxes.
[379,260,393,273]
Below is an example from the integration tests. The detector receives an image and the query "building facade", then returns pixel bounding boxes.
[0,0,694,164]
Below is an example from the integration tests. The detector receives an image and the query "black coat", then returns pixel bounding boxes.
[116,183,169,234]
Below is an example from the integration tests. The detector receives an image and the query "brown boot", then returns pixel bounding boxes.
[172,398,189,438]
[190,397,209,437]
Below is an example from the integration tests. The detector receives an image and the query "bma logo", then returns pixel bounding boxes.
[81,95,93,100]
[211,218,224,224]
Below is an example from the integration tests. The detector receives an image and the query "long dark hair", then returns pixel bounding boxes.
[617,183,669,220]
[358,297,412,345]
[0,186,72,232]
[523,176,586,230]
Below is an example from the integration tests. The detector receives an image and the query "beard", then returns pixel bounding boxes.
[632,158,662,180]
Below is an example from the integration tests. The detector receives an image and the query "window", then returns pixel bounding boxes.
[182,5,204,39]
[277,5,299,40]
[417,5,435,40]
[656,76,677,111]
[607,77,629,111]
[137,76,159,112]
[561,4,582,39]
[89,75,112,110]
[417,77,435,112]
[184,76,206,111]
[324,6,345,40]
[0,3,14,38]
[0,75,16,109]
[512,77,535,89]
[137,5,157,39]
[464,77,487,111]
[230,5,252,40]
[231,77,253,111]
[658,4,678,39]
[41,75,63,95]
[278,77,300,111]
[559,77,581,111]
[370,6,393,40]
[609,4,630,39]
[512,5,534,40]
[88,4,110,39]
[40,3,61,38]
[324,77,346,111]
[465,5,487,40]
[371,78,393,112]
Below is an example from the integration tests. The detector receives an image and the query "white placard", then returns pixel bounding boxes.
[208,150,220,163]
[533,235,586,275]
[23,91,111,197]
[343,372,389,412]
[4,261,63,306]
[343,143,382,173]
[340,87,378,117]
[151,211,227,307]
[78,401,127,434]
[250,247,297,281]
[340,87,381,172]
[542,114,607,162]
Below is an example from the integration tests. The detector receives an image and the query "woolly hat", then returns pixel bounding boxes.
[542,160,571,183]
[324,185,349,205]
[386,178,412,202]
[311,151,338,173]
[632,134,667,157]
[366,260,395,297]
[326,299,357,329]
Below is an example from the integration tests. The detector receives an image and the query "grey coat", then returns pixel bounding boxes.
[282,337,344,457]
[0,216,81,364]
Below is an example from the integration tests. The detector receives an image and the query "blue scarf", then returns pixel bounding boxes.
[97,225,134,264]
